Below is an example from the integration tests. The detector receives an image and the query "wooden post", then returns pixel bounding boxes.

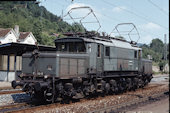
[7,54,10,82]
[14,54,17,80]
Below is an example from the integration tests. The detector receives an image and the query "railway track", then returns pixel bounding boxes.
[0,89,22,95]
[0,103,30,113]
[0,86,21,91]
[3,83,167,113]
[0,98,43,113]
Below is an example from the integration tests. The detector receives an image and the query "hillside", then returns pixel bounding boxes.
[0,1,84,46]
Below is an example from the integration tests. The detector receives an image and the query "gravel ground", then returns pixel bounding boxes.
[0,93,30,106]
[125,74,169,113]
[20,83,168,113]
[151,74,169,84]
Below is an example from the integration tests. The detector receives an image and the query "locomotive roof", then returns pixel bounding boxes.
[84,37,141,50]
[55,36,141,51]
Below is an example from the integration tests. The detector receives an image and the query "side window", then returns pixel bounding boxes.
[76,43,86,52]
[105,46,110,57]
[68,43,74,52]
[57,43,66,51]
[138,50,141,58]
[97,44,101,57]
[134,50,137,58]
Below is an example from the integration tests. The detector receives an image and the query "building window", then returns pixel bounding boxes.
[16,56,22,71]
[0,55,7,71]
[9,39,13,42]
[9,55,14,71]
[97,44,101,57]
[0,55,22,71]
[0,55,2,70]
[134,50,137,58]
[105,46,110,56]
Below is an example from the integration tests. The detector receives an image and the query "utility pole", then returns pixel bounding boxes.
[164,34,167,61]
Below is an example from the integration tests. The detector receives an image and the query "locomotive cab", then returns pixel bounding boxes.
[55,37,86,53]
[20,37,89,79]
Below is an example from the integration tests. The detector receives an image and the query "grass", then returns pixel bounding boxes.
[152,71,169,75]
[152,62,159,66]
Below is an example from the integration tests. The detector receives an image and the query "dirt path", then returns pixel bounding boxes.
[127,96,169,113]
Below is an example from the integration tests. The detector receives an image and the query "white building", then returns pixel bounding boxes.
[18,32,37,45]
[0,25,37,44]
[0,28,17,44]
[0,25,37,81]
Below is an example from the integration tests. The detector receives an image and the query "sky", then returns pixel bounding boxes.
[40,0,169,44]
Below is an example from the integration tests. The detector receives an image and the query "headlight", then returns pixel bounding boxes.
[44,75,48,79]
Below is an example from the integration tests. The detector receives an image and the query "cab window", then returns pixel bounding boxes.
[134,50,137,58]
[97,44,101,57]
[56,42,86,53]
[105,46,110,57]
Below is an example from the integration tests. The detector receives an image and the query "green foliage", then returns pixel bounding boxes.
[32,20,43,43]
[41,32,56,46]
[142,38,169,64]
[150,39,164,54]
[158,60,166,68]
[0,1,84,45]
[72,22,85,33]
[142,47,162,62]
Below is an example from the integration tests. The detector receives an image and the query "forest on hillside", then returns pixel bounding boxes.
[0,1,85,45]
[0,1,169,69]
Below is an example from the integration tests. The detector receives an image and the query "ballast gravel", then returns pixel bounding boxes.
[0,93,30,106]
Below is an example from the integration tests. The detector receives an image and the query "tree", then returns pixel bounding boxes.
[32,20,43,43]
[41,33,56,46]
[150,38,164,54]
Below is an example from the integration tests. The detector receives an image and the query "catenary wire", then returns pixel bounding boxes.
[102,0,168,30]
[147,0,169,16]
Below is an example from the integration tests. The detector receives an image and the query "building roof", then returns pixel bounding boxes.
[0,43,56,56]
[0,29,11,37]
[52,33,59,37]
[19,32,30,39]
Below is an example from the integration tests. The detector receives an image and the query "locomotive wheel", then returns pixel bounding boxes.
[90,84,96,94]
[144,79,149,86]
[126,78,132,91]
[139,78,145,88]
[105,83,110,94]
[110,79,118,94]
[132,78,139,90]
[117,82,124,93]
[83,81,96,96]
[121,78,126,92]
[64,83,76,98]
[44,88,53,102]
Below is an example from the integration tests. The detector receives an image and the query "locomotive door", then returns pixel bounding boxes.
[96,44,104,74]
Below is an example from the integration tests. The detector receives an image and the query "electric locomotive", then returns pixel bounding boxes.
[12,32,152,102]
